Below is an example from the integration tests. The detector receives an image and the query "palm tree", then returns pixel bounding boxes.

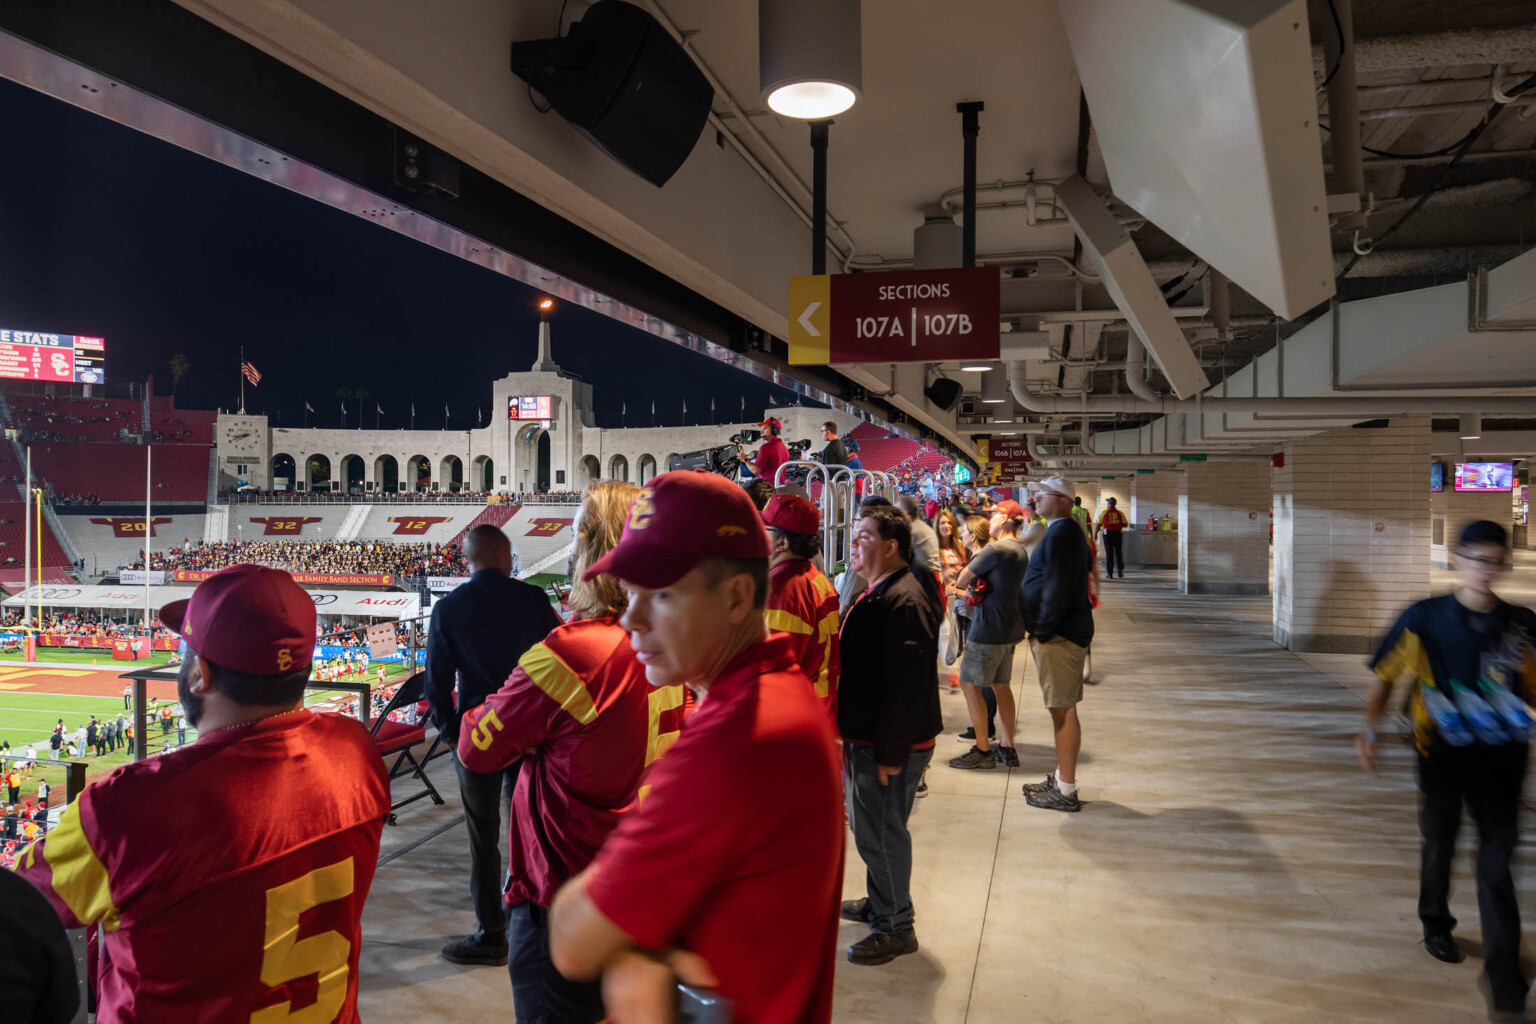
[353,386,370,427]
[167,354,190,398]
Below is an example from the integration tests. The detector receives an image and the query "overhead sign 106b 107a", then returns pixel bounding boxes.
[788,267,1000,365]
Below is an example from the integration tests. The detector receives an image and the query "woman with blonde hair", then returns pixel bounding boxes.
[458,479,685,1024]
[950,515,996,744]
[936,509,969,692]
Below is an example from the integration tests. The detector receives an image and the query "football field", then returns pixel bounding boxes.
[0,661,418,795]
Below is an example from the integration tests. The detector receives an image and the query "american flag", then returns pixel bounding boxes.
[241,361,262,386]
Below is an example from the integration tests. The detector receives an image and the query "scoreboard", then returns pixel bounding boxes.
[0,329,105,384]
[508,395,553,420]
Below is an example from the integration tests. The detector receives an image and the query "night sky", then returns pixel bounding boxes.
[0,77,810,431]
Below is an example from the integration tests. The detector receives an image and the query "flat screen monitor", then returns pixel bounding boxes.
[1454,462,1514,492]
[1430,462,1444,493]
[508,395,553,420]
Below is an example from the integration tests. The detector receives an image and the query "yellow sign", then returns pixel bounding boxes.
[787,275,832,364]
[976,439,991,461]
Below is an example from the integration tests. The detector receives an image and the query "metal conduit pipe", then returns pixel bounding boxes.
[1008,362,1536,416]
[1122,334,1160,403]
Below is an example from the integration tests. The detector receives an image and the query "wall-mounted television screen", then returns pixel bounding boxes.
[1430,462,1444,493]
[1454,462,1514,492]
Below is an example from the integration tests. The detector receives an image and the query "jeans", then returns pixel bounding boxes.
[1418,743,1529,1012]
[845,743,933,934]
[508,902,605,1024]
[454,751,520,944]
[1104,531,1124,577]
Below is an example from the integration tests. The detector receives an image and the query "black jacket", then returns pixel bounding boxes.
[425,568,562,743]
[820,438,849,467]
[1020,518,1095,647]
[837,567,943,766]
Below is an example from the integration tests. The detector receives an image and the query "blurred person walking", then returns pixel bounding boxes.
[1020,477,1095,812]
[838,504,942,965]
[549,472,842,1022]
[1095,496,1129,579]
[1358,520,1536,1022]
[14,564,389,1021]
[426,524,562,967]
[458,482,677,1024]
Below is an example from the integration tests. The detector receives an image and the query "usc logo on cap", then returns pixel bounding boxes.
[717,525,747,537]
[276,648,293,672]
[629,488,657,531]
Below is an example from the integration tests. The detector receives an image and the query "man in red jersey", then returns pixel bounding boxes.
[549,471,843,1024]
[14,564,389,1022]
[743,416,791,486]
[761,493,840,719]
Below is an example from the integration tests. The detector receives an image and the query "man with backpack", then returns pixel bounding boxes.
[1358,520,1536,1023]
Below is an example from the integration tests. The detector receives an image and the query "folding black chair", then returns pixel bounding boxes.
[368,671,445,823]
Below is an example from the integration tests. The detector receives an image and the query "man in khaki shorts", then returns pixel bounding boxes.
[1019,476,1095,812]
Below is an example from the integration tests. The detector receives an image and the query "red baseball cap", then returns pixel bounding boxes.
[584,471,770,589]
[158,564,316,676]
[760,416,782,431]
[762,493,819,536]
[993,500,1025,519]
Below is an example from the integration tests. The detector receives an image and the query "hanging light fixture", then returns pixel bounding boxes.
[759,0,862,119]
[980,364,1009,403]
[1460,413,1482,440]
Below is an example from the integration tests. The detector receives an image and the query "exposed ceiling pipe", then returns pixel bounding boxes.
[1357,94,1536,121]
[1122,333,1159,403]
[1008,362,1536,416]
[1325,0,1366,235]
[1310,23,1536,76]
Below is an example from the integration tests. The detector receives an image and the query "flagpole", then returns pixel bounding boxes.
[144,445,152,629]
[239,346,245,414]
[23,446,30,628]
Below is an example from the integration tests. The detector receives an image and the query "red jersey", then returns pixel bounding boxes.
[15,711,388,1023]
[457,617,687,908]
[765,558,841,719]
[586,637,843,1024]
[755,437,791,485]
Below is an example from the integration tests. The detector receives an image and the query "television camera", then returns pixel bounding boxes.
[667,428,813,480]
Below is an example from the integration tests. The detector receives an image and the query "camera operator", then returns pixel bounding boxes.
[743,416,791,485]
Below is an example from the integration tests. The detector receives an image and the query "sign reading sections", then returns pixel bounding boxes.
[788,267,1000,365]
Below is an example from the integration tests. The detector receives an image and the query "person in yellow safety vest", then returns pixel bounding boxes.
[1070,496,1091,533]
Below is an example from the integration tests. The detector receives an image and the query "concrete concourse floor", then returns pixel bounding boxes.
[358,565,1536,1023]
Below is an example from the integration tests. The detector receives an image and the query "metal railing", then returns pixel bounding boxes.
[773,462,894,572]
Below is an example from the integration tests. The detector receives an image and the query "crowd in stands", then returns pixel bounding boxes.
[224,489,582,504]
[0,611,177,641]
[54,493,102,506]
[130,539,470,578]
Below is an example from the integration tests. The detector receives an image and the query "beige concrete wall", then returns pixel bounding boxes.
[1273,417,1431,654]
[1134,470,1180,527]
[1179,461,1271,595]
[1430,477,1515,566]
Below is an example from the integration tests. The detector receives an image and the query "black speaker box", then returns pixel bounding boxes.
[924,378,963,411]
[511,1,714,187]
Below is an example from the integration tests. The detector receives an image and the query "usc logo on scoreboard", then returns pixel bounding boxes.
[526,518,574,537]
[90,517,172,538]
[249,516,323,536]
[386,516,451,536]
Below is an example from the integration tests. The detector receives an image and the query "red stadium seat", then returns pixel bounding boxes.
[368,671,445,822]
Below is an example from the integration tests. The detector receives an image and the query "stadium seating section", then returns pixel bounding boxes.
[0,501,73,568]
[31,442,209,502]
[503,503,578,576]
[352,505,480,547]
[847,422,955,478]
[9,395,140,443]
[148,395,216,444]
[56,514,208,577]
[449,503,519,548]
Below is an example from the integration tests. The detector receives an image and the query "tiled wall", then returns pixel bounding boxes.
[1430,481,1514,566]
[1134,471,1180,526]
[1179,461,1271,595]
[1272,417,1431,654]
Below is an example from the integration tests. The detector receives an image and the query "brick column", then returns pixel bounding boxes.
[1179,461,1271,595]
[1272,416,1431,653]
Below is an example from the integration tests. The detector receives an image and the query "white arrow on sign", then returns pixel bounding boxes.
[797,302,821,337]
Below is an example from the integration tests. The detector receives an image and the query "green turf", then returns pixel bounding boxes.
[0,649,177,669]
[0,662,419,796]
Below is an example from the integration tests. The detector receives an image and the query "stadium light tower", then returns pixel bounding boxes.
[538,297,554,319]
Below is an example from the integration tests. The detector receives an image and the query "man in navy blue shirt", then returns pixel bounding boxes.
[426,524,562,966]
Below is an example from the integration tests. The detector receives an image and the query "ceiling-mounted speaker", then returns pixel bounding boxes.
[924,378,964,412]
[511,1,714,186]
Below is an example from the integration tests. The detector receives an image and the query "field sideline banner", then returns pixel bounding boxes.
[171,570,395,587]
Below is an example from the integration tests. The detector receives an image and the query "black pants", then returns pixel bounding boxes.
[454,752,519,945]
[1104,531,1124,577]
[1418,744,1529,1012]
[508,902,605,1024]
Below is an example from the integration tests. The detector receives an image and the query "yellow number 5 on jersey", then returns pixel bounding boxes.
[251,858,355,1024]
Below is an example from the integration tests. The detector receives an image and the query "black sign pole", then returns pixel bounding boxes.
[957,102,984,269]
[810,119,831,276]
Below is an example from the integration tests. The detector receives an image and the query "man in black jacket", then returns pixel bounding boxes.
[1019,477,1095,812]
[837,504,942,966]
[819,421,849,468]
[426,523,562,966]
